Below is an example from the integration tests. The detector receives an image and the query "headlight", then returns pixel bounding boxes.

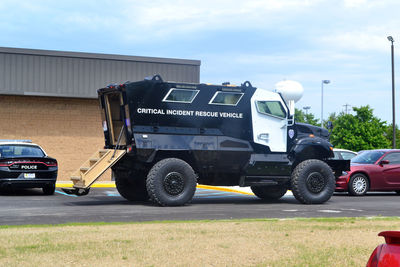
[341,171,348,176]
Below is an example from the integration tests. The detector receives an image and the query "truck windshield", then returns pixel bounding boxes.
[351,151,385,164]
[0,145,45,158]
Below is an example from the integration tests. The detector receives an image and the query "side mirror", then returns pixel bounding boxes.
[380,160,390,166]
[327,121,333,130]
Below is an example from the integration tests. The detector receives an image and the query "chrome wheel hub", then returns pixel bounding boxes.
[353,177,367,194]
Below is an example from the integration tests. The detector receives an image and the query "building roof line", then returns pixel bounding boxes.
[0,46,201,66]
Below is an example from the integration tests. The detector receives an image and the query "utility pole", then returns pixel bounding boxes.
[343,103,351,114]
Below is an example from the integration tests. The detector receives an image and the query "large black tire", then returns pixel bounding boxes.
[114,170,149,201]
[291,159,335,204]
[348,173,369,196]
[146,158,197,206]
[42,183,56,195]
[251,185,287,200]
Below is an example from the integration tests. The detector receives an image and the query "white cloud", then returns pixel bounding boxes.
[317,28,398,53]
[115,0,323,40]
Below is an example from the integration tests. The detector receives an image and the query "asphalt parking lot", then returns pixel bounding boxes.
[0,186,399,225]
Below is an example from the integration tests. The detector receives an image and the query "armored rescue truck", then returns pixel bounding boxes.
[64,75,349,205]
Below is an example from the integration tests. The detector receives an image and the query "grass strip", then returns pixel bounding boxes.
[0,217,399,267]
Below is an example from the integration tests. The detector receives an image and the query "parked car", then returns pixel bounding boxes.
[333,148,357,160]
[366,231,400,267]
[336,149,400,195]
[0,140,57,195]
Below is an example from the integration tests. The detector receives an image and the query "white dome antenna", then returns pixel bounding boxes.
[274,80,304,116]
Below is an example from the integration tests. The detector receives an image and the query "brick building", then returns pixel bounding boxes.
[0,47,201,180]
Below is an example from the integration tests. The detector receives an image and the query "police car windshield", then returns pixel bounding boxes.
[0,145,45,158]
[351,151,385,164]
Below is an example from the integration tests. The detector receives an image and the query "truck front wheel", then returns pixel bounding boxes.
[251,185,287,200]
[291,159,335,204]
[146,158,197,206]
[114,170,149,201]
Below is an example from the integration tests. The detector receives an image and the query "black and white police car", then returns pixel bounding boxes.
[0,140,57,195]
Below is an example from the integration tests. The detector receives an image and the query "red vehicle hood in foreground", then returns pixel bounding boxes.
[367,231,400,267]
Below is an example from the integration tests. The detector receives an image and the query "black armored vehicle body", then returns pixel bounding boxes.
[66,75,348,205]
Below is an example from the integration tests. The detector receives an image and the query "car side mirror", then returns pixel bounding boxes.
[380,160,390,166]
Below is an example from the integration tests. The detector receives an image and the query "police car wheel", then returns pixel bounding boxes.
[114,170,149,201]
[291,159,335,204]
[146,158,197,206]
[42,183,55,195]
[250,185,287,200]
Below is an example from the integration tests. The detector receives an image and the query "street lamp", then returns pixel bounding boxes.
[388,35,396,148]
[303,106,311,115]
[321,80,330,127]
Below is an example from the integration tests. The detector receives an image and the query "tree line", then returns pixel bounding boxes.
[294,106,398,152]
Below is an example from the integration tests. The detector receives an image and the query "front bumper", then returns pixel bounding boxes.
[335,175,350,191]
[0,178,57,189]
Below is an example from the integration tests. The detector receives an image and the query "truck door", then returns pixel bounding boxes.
[102,92,129,148]
[250,89,289,152]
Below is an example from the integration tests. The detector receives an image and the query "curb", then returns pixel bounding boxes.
[56,182,254,195]
[56,182,115,188]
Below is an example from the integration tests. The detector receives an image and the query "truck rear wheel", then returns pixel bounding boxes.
[291,159,335,204]
[146,158,197,206]
[114,170,149,201]
[251,185,287,200]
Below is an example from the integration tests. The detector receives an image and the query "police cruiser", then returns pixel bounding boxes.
[0,140,57,194]
[63,75,349,206]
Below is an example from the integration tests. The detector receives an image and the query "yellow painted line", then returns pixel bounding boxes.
[56,182,253,195]
[197,184,254,195]
[56,182,116,188]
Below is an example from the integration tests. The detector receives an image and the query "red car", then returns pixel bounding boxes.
[336,149,400,196]
[367,231,400,267]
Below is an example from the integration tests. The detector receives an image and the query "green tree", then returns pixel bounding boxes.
[330,105,390,151]
[384,124,400,148]
[295,108,319,126]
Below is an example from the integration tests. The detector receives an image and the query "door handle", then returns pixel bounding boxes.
[258,133,269,141]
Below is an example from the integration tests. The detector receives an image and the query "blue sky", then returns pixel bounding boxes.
[1,0,399,123]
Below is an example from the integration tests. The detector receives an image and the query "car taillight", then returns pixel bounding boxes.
[0,161,13,166]
[44,161,57,167]
[366,245,382,267]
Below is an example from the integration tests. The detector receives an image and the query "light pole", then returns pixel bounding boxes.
[388,36,396,148]
[321,80,330,127]
[303,106,311,114]
[303,106,311,115]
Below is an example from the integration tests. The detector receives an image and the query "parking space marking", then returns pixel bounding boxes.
[318,210,342,213]
[194,188,254,198]
[55,190,78,197]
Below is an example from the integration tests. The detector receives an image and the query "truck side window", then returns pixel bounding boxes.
[162,88,199,103]
[256,101,286,119]
[209,92,244,106]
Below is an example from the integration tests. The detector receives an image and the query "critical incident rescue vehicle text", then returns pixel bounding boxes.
[136,108,243,119]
